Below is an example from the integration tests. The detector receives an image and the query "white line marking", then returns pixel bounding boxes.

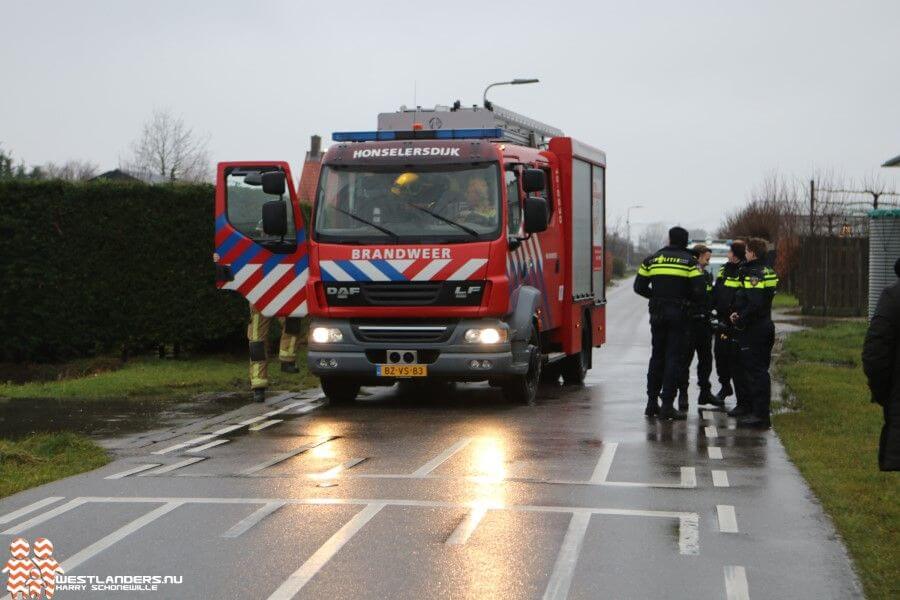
[60,502,183,572]
[241,436,333,475]
[542,510,592,600]
[702,410,716,420]
[263,400,311,417]
[222,501,285,538]
[0,497,64,524]
[140,457,206,475]
[445,506,488,545]
[705,426,719,437]
[712,470,730,487]
[3,497,89,534]
[410,438,472,477]
[187,439,229,453]
[708,446,723,460]
[151,433,218,455]
[239,415,270,426]
[104,464,162,479]
[717,505,739,533]
[249,419,283,431]
[589,442,618,483]
[680,467,697,488]
[313,458,368,481]
[724,565,750,600]
[213,423,246,436]
[267,503,385,600]
[679,514,700,555]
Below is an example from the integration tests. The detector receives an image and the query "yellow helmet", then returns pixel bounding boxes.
[391,172,421,196]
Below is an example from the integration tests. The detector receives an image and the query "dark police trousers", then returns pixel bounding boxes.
[680,318,713,394]
[714,331,738,393]
[734,320,775,419]
[647,303,690,407]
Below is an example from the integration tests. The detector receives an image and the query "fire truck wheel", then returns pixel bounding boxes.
[321,377,360,403]
[561,315,590,385]
[502,325,542,405]
[540,361,561,384]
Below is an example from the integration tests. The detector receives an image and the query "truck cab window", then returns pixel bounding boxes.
[505,169,522,235]
[225,169,296,249]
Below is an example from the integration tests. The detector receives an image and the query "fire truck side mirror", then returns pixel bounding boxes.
[262,200,288,237]
[261,171,286,196]
[523,196,549,234]
[521,169,546,194]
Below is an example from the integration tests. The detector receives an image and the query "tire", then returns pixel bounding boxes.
[561,314,591,385]
[502,323,542,405]
[321,377,360,403]
[540,361,561,384]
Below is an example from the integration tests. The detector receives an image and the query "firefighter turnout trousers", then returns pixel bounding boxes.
[247,307,302,390]
[734,320,776,420]
[680,319,713,394]
[647,305,691,407]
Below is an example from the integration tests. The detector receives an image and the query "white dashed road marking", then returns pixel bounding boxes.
[249,419,283,432]
[589,442,618,483]
[680,467,697,488]
[708,447,724,460]
[267,503,386,600]
[705,426,719,437]
[222,501,286,538]
[3,497,90,535]
[542,510,592,600]
[0,497,64,524]
[104,464,162,479]
[445,506,488,545]
[717,505,739,533]
[411,438,472,477]
[712,470,730,487]
[187,439,230,453]
[140,457,206,476]
[724,565,750,600]
[241,436,334,475]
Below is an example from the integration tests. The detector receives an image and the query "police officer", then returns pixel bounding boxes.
[677,244,721,410]
[247,305,302,402]
[729,238,779,428]
[634,226,707,420]
[712,240,746,413]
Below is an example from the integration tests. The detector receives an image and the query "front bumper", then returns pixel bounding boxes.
[307,318,525,381]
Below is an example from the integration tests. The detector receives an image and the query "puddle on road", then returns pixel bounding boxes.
[0,393,250,439]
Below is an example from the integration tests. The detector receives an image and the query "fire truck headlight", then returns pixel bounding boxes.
[464,328,506,344]
[311,327,342,344]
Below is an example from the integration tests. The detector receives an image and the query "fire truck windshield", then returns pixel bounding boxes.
[314,163,501,244]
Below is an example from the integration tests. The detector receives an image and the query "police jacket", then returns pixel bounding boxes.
[634,246,706,309]
[731,259,779,325]
[713,261,743,318]
[693,269,714,318]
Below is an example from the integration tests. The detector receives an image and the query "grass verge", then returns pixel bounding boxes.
[776,321,899,599]
[0,433,109,498]
[0,351,318,401]
[772,292,799,309]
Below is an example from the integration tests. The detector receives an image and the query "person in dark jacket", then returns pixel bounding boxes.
[712,240,745,411]
[862,258,900,471]
[729,238,778,428]
[677,244,721,410]
[634,226,707,420]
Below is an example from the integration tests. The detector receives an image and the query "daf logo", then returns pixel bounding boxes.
[454,285,481,299]
[326,286,360,299]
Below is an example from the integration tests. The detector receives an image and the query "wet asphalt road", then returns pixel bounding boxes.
[0,281,863,600]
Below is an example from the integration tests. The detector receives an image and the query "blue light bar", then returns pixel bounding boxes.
[331,128,503,142]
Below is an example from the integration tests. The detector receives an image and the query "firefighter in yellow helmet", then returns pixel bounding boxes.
[247,306,302,402]
[391,172,422,197]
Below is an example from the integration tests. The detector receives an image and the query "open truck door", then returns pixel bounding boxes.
[214,161,310,317]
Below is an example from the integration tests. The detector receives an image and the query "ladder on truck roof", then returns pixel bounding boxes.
[375,102,565,148]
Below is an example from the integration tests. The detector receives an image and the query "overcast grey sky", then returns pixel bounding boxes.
[2,0,899,235]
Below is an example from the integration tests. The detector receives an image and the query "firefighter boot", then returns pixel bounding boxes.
[253,388,267,403]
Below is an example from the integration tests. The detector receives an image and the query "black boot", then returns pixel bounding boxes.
[644,399,659,418]
[737,415,771,429]
[658,404,687,421]
[677,389,689,412]
[716,385,733,402]
[727,405,751,418]
[699,389,724,408]
[280,362,299,374]
[253,388,267,403]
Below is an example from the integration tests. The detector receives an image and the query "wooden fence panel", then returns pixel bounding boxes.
[795,236,868,316]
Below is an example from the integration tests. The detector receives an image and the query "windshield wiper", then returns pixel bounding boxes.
[398,201,480,238]
[329,206,399,241]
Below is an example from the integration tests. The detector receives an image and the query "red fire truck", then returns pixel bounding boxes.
[214,103,607,404]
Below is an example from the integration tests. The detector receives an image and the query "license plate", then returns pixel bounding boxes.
[376,364,427,377]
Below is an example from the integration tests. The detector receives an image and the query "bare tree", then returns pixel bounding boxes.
[124,109,211,182]
[43,159,100,181]
[636,222,669,257]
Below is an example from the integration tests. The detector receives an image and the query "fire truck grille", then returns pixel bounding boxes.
[363,282,442,306]
[352,322,455,344]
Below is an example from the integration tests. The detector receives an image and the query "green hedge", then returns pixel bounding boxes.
[0,180,248,362]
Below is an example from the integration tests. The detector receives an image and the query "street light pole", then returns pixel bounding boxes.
[626,205,644,269]
[482,78,540,109]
